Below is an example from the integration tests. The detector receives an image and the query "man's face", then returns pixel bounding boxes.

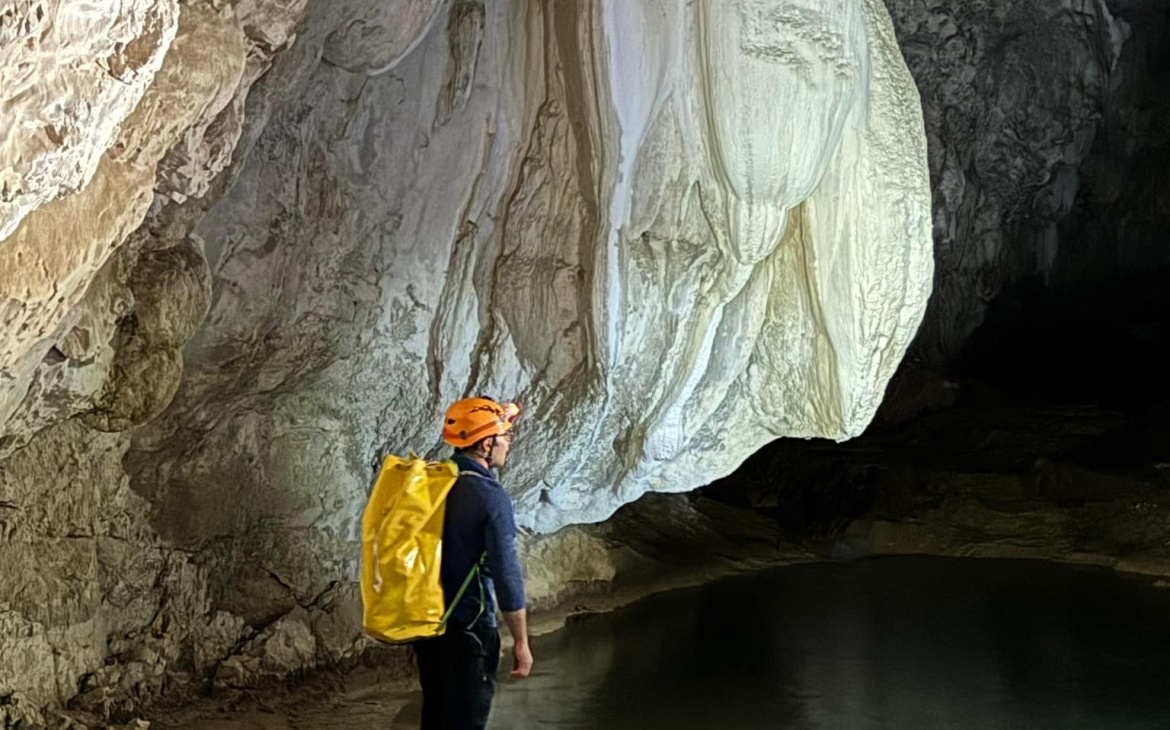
[490,432,513,468]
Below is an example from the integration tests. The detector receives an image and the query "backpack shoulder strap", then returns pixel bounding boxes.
[439,552,488,629]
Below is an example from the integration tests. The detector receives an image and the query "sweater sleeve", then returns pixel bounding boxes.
[484,489,527,613]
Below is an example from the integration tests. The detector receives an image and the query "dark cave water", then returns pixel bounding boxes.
[486,557,1170,730]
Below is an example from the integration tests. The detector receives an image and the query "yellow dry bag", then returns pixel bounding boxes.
[360,455,472,643]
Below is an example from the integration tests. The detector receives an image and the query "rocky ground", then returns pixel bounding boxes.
[146,494,811,729]
[843,403,1170,573]
[707,381,1170,578]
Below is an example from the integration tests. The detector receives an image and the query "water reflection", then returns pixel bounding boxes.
[490,557,1170,729]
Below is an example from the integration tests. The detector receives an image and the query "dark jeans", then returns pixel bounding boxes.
[415,623,501,729]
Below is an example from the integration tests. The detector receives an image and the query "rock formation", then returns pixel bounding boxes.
[1,0,310,722]
[1,0,931,721]
[4,0,1163,725]
[888,0,1155,362]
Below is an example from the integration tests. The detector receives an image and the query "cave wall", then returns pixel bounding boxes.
[950,0,1170,399]
[0,0,936,721]
[1,2,307,724]
[883,0,1167,380]
[1047,1,1170,287]
[5,0,1167,724]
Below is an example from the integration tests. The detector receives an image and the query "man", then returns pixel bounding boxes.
[414,397,533,729]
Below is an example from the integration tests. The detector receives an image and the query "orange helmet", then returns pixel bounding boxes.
[442,397,521,448]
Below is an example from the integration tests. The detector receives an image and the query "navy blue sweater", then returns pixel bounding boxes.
[441,455,527,629]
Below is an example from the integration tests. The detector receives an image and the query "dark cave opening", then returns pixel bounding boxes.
[958,267,1170,407]
[700,263,1170,553]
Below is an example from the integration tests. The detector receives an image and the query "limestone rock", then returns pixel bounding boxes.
[214,608,317,690]
[0,0,306,459]
[306,584,366,664]
[320,0,444,74]
[886,0,1134,360]
[0,2,240,383]
[156,0,307,204]
[84,238,212,433]
[17,0,1167,723]
[520,528,617,609]
[0,0,178,241]
[0,691,45,729]
[0,421,151,710]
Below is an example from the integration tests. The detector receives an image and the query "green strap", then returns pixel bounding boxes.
[439,553,487,629]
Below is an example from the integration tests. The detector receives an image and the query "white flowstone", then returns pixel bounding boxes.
[136,0,933,545]
[0,0,932,721]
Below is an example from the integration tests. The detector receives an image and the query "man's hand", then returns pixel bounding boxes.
[510,641,533,679]
[502,608,532,679]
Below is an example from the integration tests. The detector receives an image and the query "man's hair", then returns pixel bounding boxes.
[455,437,491,456]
